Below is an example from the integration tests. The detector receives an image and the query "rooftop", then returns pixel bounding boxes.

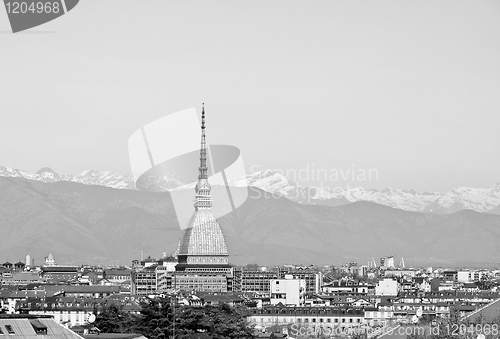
[82,334,146,339]
[0,315,83,339]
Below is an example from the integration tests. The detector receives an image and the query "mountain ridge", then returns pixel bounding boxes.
[1,166,500,215]
[1,176,500,266]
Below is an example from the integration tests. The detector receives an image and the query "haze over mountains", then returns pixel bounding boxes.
[1,166,500,267]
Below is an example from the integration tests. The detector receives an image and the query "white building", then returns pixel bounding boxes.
[386,256,395,269]
[458,270,484,283]
[357,265,368,277]
[45,253,55,267]
[384,270,416,278]
[438,282,455,291]
[375,278,399,296]
[270,276,306,306]
[29,309,92,327]
[249,308,365,330]
[364,309,394,326]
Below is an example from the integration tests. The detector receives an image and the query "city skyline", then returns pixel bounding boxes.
[2,2,500,336]
[1,1,499,192]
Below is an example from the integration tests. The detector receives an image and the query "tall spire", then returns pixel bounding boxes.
[194,104,212,210]
[199,103,208,180]
[175,102,229,287]
[201,103,206,129]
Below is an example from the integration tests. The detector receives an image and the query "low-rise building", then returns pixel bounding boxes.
[0,314,83,339]
[384,270,416,278]
[375,279,399,296]
[131,266,157,295]
[103,269,132,285]
[0,271,41,286]
[248,306,365,329]
[233,266,321,294]
[17,296,95,327]
[41,266,79,284]
[270,278,306,307]
[321,280,372,295]
[458,270,485,283]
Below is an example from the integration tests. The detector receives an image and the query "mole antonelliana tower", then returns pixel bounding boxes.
[174,105,232,292]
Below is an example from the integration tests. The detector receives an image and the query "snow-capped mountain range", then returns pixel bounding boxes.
[0,166,184,191]
[231,170,500,214]
[0,166,137,189]
[1,166,500,215]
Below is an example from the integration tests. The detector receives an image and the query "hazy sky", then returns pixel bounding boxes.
[1,1,499,192]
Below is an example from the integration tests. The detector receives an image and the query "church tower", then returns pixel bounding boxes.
[174,105,232,291]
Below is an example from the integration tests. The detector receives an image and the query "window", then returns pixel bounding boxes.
[0,327,3,335]
[29,319,48,335]
[5,326,14,334]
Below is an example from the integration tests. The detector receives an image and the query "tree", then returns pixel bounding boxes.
[95,296,255,339]
[135,297,175,339]
[202,304,254,339]
[173,304,255,339]
[135,298,254,339]
[94,304,138,333]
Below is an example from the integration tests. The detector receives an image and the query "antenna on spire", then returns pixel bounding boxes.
[194,103,211,209]
[201,103,205,129]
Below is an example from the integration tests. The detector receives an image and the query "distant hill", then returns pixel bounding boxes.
[2,166,500,215]
[1,176,500,266]
[0,177,178,265]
